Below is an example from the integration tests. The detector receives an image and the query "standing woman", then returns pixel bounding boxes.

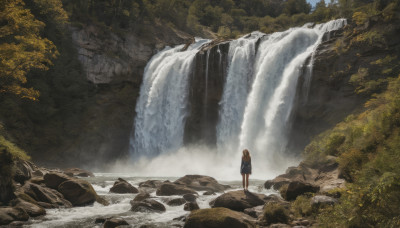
[240,149,252,191]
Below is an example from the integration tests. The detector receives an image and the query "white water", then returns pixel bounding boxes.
[26,174,274,227]
[129,19,346,180]
[131,39,209,158]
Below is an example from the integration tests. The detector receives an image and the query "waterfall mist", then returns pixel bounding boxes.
[125,19,347,180]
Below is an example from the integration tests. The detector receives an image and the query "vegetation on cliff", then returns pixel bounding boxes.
[302,1,400,226]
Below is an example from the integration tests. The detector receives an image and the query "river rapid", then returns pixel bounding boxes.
[25,173,275,227]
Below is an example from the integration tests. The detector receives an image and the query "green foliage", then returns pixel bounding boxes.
[291,195,313,217]
[263,202,290,225]
[305,74,400,227]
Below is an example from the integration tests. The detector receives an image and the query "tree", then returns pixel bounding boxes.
[0,0,58,100]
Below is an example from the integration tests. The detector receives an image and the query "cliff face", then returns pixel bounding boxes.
[288,18,400,154]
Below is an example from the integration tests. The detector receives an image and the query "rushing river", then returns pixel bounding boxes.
[25,174,275,227]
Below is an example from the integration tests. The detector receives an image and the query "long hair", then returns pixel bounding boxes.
[242,149,251,162]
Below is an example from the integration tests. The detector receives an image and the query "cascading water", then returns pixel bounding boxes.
[130,39,209,158]
[130,19,346,179]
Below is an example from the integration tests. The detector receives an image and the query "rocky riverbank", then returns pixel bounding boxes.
[0,156,345,227]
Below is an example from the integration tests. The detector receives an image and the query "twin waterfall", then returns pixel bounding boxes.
[130,19,346,179]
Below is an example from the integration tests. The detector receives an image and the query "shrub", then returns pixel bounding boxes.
[291,195,312,217]
[263,202,290,225]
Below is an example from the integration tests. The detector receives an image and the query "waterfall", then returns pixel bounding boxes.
[130,19,346,179]
[218,19,347,175]
[130,39,209,158]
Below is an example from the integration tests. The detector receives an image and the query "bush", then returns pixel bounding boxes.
[263,202,290,225]
[291,195,312,217]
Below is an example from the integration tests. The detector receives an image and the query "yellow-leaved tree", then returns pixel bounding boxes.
[0,0,59,100]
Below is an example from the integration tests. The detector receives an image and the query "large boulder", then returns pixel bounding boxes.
[184,207,256,228]
[280,181,320,201]
[43,172,71,189]
[183,193,197,202]
[63,168,94,177]
[0,207,29,225]
[109,178,138,194]
[130,199,166,213]
[21,182,72,208]
[139,180,163,188]
[12,199,46,217]
[13,160,33,184]
[174,175,230,192]
[212,190,266,212]
[58,179,98,206]
[166,198,186,206]
[184,202,200,211]
[103,217,129,228]
[311,195,338,210]
[133,192,150,202]
[156,183,197,196]
[244,205,264,218]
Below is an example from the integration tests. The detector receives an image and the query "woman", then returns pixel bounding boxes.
[240,149,252,191]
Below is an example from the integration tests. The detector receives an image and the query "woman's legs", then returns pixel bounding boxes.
[241,174,245,189]
[245,174,250,190]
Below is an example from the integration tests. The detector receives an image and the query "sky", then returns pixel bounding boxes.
[307,0,322,7]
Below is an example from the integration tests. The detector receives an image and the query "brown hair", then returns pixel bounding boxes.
[242,149,251,162]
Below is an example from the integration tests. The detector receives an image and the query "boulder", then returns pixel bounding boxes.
[243,205,264,218]
[103,217,129,228]
[109,178,139,194]
[183,193,197,202]
[167,198,186,206]
[174,175,230,192]
[280,181,320,201]
[203,191,215,195]
[183,207,256,228]
[21,182,72,208]
[212,190,266,212]
[156,183,197,196]
[311,195,338,209]
[58,179,98,206]
[139,180,163,188]
[63,168,94,177]
[0,207,29,225]
[43,172,71,189]
[130,199,166,213]
[184,202,200,211]
[13,160,33,184]
[12,199,46,217]
[133,192,150,202]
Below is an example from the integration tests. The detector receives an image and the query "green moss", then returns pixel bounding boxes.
[0,135,30,160]
[291,195,313,217]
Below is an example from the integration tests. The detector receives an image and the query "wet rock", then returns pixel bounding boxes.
[109,178,139,194]
[63,168,94,177]
[173,215,188,222]
[133,192,150,202]
[203,191,215,195]
[184,202,200,211]
[58,179,98,206]
[243,205,263,218]
[183,207,256,228]
[174,175,230,192]
[130,199,166,213]
[156,183,197,196]
[167,198,186,206]
[269,224,291,228]
[13,160,33,184]
[0,207,29,225]
[183,193,197,202]
[43,172,71,189]
[212,190,266,212]
[21,182,72,208]
[139,180,163,188]
[311,195,338,209]
[12,199,46,217]
[30,177,45,185]
[280,181,320,201]
[103,217,129,228]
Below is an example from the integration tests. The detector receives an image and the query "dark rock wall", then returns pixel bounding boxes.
[184,43,230,145]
